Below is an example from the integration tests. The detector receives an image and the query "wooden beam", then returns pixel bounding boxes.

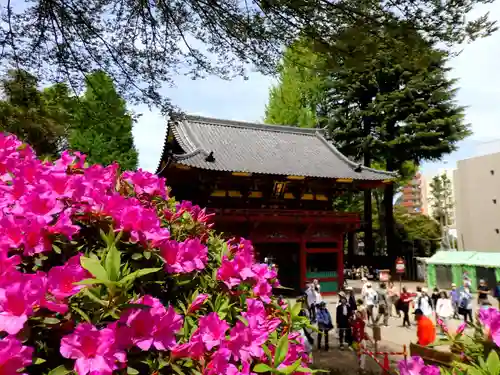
[210,190,226,197]
[232,172,252,177]
[287,175,305,180]
[336,178,353,183]
[173,163,191,170]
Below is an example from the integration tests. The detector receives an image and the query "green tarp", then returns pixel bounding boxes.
[426,251,500,268]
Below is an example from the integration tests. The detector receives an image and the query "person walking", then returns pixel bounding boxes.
[450,283,460,319]
[316,301,333,351]
[415,308,436,346]
[416,288,433,318]
[478,279,490,307]
[336,295,352,349]
[363,283,378,325]
[305,283,317,323]
[388,281,400,317]
[400,287,413,328]
[376,283,390,326]
[436,291,453,336]
[459,283,473,324]
[431,287,440,311]
[361,277,369,297]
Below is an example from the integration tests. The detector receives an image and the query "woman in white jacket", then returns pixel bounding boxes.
[436,292,453,321]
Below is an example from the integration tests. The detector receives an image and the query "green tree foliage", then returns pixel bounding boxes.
[265,41,324,127]
[0,70,69,158]
[1,0,495,111]
[68,71,138,170]
[393,206,441,256]
[320,22,470,259]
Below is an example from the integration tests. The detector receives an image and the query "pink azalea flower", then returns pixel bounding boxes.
[0,251,20,279]
[188,293,209,313]
[48,210,80,239]
[174,201,214,225]
[0,271,47,334]
[398,356,440,375]
[60,323,126,375]
[198,312,230,350]
[205,347,232,375]
[0,336,33,375]
[253,281,273,303]
[228,320,269,362]
[119,295,183,351]
[159,238,208,274]
[46,254,91,300]
[122,169,167,198]
[22,216,52,256]
[12,189,64,223]
[0,215,24,250]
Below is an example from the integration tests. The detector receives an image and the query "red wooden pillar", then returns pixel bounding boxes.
[300,232,307,290]
[338,233,345,289]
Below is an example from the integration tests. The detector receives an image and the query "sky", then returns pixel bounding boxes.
[132,2,500,176]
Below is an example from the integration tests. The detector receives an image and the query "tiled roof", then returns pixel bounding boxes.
[156,116,396,180]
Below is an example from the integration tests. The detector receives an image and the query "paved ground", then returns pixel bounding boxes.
[310,279,490,373]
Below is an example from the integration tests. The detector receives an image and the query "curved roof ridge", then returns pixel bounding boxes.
[315,133,399,177]
[185,115,322,136]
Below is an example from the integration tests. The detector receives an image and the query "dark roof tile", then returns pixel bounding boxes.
[157,116,396,181]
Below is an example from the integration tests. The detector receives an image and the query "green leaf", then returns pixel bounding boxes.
[170,363,185,375]
[81,257,108,280]
[487,350,500,375]
[253,364,274,373]
[52,244,62,254]
[81,288,108,306]
[131,253,143,260]
[119,268,161,286]
[71,306,91,323]
[274,334,289,366]
[42,317,60,324]
[127,367,139,375]
[105,244,121,281]
[33,357,46,365]
[74,278,117,287]
[279,359,302,374]
[48,365,72,375]
[143,251,151,260]
[262,345,273,361]
[291,302,302,317]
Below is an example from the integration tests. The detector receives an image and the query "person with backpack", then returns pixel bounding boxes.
[317,301,334,351]
[459,283,473,324]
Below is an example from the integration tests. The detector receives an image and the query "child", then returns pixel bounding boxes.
[316,301,334,351]
[336,295,352,349]
[350,310,371,371]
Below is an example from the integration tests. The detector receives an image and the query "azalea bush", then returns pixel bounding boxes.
[0,133,313,375]
[398,308,500,375]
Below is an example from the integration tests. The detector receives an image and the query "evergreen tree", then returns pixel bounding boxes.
[69,71,138,170]
[1,0,495,111]
[429,173,455,248]
[0,70,70,158]
[320,21,470,259]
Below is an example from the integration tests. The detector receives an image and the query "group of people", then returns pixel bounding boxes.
[303,280,371,352]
